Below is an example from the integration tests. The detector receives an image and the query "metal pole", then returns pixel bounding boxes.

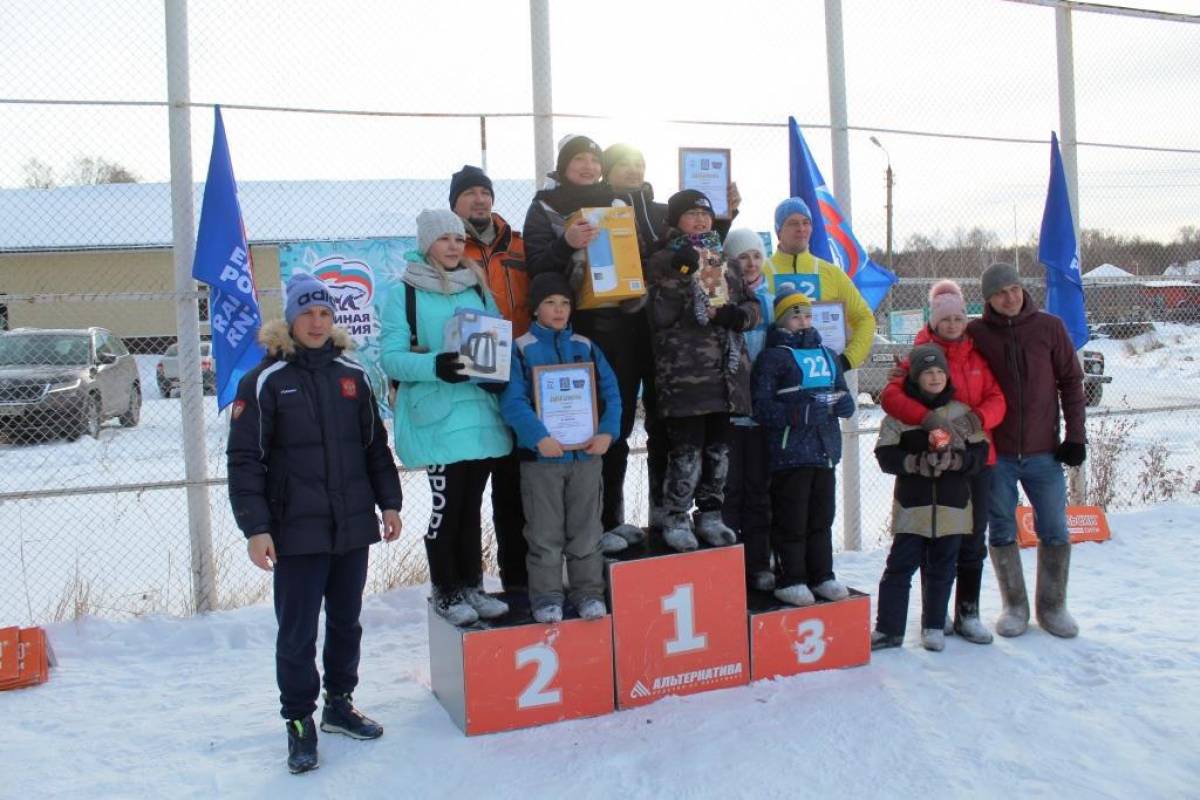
[884,163,894,270]
[529,0,554,186]
[825,0,862,552]
[165,0,217,613]
[1056,4,1087,504]
[479,115,488,174]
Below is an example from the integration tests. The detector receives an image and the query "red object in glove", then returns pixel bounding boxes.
[929,429,951,452]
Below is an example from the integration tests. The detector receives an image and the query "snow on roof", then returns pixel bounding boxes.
[1083,263,1134,279]
[1163,259,1200,277]
[0,178,537,252]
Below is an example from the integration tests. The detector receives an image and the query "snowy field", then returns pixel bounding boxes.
[1,504,1197,798]
[3,326,1200,623]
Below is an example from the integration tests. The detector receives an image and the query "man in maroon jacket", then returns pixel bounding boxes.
[968,262,1085,640]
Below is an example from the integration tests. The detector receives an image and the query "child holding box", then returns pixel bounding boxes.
[500,272,623,623]
[872,344,990,652]
[750,290,855,606]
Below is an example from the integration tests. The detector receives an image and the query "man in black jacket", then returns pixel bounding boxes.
[227,272,403,774]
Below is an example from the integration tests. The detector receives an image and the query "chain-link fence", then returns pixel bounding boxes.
[2,0,1197,624]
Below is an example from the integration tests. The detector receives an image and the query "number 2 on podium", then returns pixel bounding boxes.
[515,643,562,710]
[662,584,708,655]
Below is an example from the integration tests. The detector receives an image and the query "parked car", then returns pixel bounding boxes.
[856,333,911,403]
[0,327,141,442]
[156,341,215,397]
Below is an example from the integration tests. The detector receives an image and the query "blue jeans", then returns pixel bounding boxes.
[988,454,1069,547]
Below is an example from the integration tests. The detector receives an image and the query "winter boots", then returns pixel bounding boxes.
[989,543,1030,637]
[463,586,509,620]
[773,583,815,607]
[320,692,384,740]
[662,513,699,552]
[286,715,319,774]
[1035,543,1079,638]
[952,566,993,645]
[812,578,849,602]
[607,523,647,547]
[870,630,904,651]
[576,596,607,620]
[600,531,630,554]
[921,628,945,652]
[532,593,564,624]
[749,571,776,592]
[432,588,479,627]
[693,510,736,547]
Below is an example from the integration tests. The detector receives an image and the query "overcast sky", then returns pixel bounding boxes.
[1,0,1197,251]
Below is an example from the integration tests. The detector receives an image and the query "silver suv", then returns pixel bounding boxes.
[156,341,215,397]
[0,328,141,442]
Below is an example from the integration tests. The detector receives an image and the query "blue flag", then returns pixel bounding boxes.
[1038,132,1089,350]
[192,106,265,410]
[788,117,897,311]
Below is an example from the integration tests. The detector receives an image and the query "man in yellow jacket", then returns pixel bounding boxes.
[764,197,875,370]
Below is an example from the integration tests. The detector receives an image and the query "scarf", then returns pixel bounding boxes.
[401,259,481,295]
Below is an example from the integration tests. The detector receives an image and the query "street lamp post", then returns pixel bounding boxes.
[869,136,894,272]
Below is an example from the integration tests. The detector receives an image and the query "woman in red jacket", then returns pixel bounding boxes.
[880,279,1005,644]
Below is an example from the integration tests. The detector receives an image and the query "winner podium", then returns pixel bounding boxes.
[428,593,614,735]
[747,588,871,681]
[606,532,750,709]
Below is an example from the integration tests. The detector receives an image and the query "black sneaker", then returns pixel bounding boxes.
[870,630,905,651]
[320,692,384,740]
[286,716,319,774]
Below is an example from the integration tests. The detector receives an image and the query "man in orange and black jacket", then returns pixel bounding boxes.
[450,164,530,592]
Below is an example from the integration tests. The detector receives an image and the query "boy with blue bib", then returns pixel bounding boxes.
[500,272,622,623]
[750,290,855,606]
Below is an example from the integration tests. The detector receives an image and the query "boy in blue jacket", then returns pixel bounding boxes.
[751,289,855,607]
[500,272,622,623]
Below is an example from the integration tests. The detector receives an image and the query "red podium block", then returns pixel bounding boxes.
[1016,505,1111,548]
[428,593,615,735]
[607,534,749,709]
[747,589,871,681]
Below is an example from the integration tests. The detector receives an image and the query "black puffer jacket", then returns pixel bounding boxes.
[522,181,617,277]
[227,321,403,556]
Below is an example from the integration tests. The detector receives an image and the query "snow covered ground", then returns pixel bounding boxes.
[2,504,1197,798]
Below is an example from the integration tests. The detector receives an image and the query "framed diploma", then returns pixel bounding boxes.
[532,362,599,450]
[678,147,732,218]
[811,300,849,356]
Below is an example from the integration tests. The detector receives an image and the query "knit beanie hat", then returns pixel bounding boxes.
[981,262,1021,300]
[774,197,813,233]
[667,189,715,228]
[928,279,967,328]
[555,134,603,179]
[448,164,493,209]
[773,288,813,325]
[909,343,949,382]
[528,272,572,313]
[416,208,466,256]
[602,143,643,180]
[284,272,336,326]
[723,228,766,261]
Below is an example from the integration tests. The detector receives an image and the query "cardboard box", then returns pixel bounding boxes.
[569,206,646,310]
[442,307,512,383]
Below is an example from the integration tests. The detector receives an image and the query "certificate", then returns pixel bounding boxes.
[811,301,849,356]
[678,147,732,218]
[532,362,599,450]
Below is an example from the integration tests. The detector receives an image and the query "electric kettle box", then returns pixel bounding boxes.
[443,308,512,383]
[568,206,646,310]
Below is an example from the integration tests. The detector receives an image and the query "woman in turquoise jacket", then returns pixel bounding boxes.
[380,209,513,627]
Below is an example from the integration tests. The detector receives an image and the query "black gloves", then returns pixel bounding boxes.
[1055,441,1087,466]
[711,304,748,330]
[838,353,853,372]
[434,351,469,384]
[898,429,930,454]
[671,246,700,275]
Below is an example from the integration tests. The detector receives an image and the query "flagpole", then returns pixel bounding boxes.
[165,0,217,613]
[824,0,862,552]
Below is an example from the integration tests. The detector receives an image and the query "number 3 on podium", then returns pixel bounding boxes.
[662,584,708,655]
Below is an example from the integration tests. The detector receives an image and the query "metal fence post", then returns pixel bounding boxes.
[164,0,217,612]
[529,0,554,186]
[825,0,863,551]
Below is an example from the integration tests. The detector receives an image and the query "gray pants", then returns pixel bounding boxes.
[520,458,606,607]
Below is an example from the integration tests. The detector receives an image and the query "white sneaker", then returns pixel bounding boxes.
[463,587,508,620]
[576,597,607,620]
[921,628,945,652]
[812,579,849,602]
[532,603,564,624]
[773,584,815,607]
[432,590,479,627]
